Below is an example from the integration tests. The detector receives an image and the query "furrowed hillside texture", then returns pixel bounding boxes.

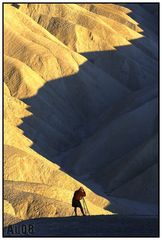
[4,3,158,227]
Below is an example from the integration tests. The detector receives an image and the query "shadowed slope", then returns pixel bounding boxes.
[4,3,159,228]
[4,215,159,237]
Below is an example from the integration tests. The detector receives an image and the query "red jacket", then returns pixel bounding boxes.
[74,188,86,201]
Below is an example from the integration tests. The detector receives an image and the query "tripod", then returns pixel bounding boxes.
[82,198,90,216]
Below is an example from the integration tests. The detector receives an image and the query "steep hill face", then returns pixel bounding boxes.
[19,3,158,90]
[4,3,158,227]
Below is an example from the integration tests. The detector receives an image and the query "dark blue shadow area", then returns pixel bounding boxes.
[81,40,158,91]
[3,215,159,237]
[19,56,131,158]
[17,46,158,214]
[16,18,159,201]
[19,38,158,158]
[3,3,159,237]
[121,3,159,36]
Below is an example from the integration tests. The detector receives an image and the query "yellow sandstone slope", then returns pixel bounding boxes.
[19,3,143,52]
[4,76,112,226]
[4,3,158,227]
[4,88,112,226]
[4,4,115,226]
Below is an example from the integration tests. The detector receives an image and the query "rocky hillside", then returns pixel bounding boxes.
[4,3,158,228]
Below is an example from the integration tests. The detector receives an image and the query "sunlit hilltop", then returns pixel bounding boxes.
[4,3,158,235]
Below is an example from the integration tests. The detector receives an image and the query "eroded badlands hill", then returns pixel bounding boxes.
[4,3,158,227]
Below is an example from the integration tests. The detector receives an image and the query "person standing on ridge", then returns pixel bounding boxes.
[72,187,86,216]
